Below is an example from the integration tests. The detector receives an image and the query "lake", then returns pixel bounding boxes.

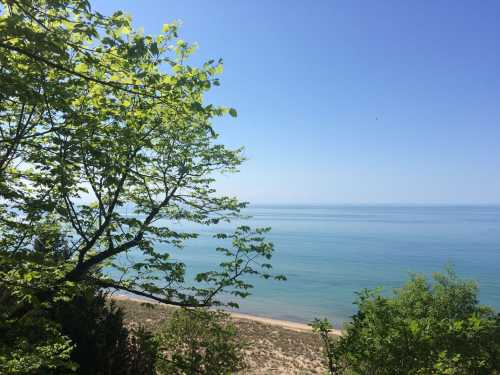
[116,205,500,327]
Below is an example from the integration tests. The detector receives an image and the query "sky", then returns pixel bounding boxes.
[93,1,500,205]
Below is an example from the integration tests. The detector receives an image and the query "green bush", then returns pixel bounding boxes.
[51,290,128,375]
[0,274,158,375]
[315,269,500,375]
[0,314,75,375]
[127,327,159,375]
[311,318,345,375]
[52,289,158,375]
[0,255,77,374]
[156,308,246,375]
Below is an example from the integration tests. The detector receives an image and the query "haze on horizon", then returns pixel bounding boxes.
[94,0,500,205]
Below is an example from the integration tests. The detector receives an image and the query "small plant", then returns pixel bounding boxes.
[155,308,246,375]
[311,318,344,375]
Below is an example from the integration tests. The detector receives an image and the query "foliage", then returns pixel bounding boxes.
[51,289,159,375]
[0,276,157,375]
[0,252,77,374]
[127,326,159,375]
[311,318,344,375]
[0,0,282,307]
[322,269,500,375]
[155,308,246,375]
[0,314,74,375]
[0,0,282,372]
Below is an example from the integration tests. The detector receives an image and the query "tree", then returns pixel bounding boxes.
[0,0,282,306]
[335,269,500,374]
[0,0,283,371]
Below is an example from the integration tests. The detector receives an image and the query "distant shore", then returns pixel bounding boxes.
[110,294,342,335]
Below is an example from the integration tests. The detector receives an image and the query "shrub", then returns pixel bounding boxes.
[127,326,159,375]
[52,289,158,375]
[156,308,246,375]
[0,255,77,374]
[51,290,129,374]
[320,269,500,375]
[311,318,345,375]
[0,314,75,375]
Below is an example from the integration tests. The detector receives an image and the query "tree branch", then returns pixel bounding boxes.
[94,278,206,307]
[0,42,163,100]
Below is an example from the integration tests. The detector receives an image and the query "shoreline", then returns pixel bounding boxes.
[229,311,342,335]
[110,294,342,336]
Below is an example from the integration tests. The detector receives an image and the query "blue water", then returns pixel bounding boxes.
[116,205,500,326]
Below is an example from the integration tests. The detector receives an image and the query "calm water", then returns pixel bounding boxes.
[117,205,500,326]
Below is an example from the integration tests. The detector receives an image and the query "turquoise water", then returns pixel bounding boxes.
[117,205,500,326]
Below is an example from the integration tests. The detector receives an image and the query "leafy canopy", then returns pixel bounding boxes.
[0,0,283,307]
[1,0,285,371]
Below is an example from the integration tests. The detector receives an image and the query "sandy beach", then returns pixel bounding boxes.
[229,311,343,336]
[111,294,340,374]
[111,294,342,335]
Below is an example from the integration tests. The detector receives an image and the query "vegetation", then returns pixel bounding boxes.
[0,0,282,310]
[311,318,345,375]
[0,0,281,373]
[313,269,500,375]
[0,253,78,374]
[1,1,498,374]
[114,298,327,374]
[51,289,158,375]
[155,308,246,375]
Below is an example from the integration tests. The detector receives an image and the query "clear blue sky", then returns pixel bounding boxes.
[93,1,500,204]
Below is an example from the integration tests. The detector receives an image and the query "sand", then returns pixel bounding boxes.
[111,294,342,335]
[111,294,341,374]
[230,311,343,336]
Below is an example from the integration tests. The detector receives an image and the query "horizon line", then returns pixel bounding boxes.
[246,202,500,206]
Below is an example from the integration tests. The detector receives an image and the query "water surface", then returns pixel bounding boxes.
[117,205,500,326]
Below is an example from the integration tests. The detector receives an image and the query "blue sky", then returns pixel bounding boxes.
[93,1,500,204]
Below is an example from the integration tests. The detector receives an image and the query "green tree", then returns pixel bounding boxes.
[0,0,282,310]
[335,269,500,374]
[0,0,283,371]
[155,308,246,375]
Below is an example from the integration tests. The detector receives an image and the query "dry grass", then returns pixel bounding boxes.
[112,296,328,374]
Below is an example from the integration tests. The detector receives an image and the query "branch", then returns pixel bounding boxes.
[76,148,140,263]
[95,278,206,307]
[67,177,182,281]
[0,42,164,100]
